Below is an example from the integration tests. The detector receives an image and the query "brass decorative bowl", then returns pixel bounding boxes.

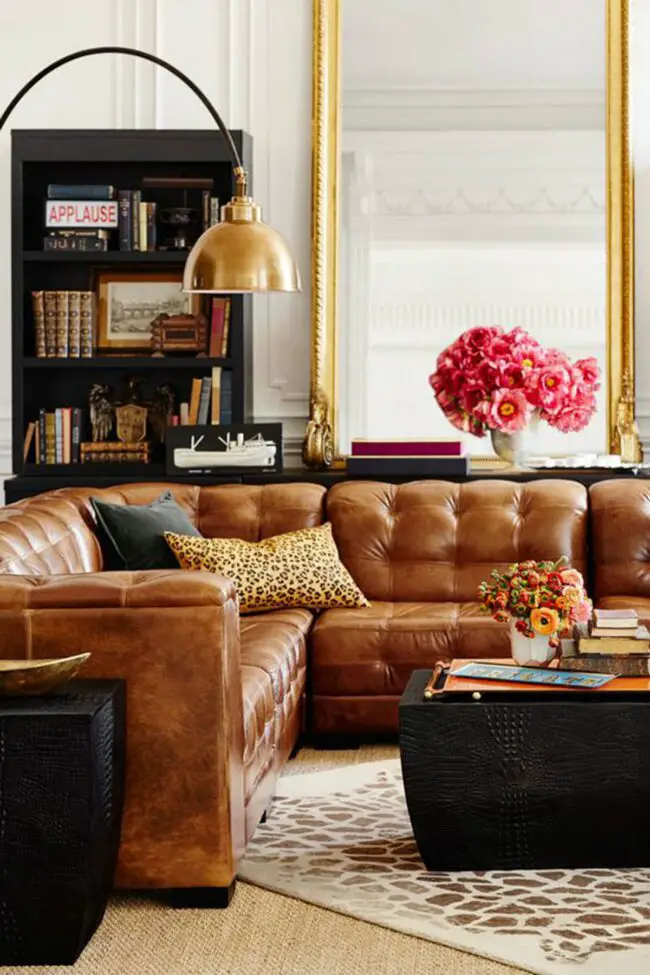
[0,653,91,696]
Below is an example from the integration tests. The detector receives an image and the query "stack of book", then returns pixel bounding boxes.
[346,439,469,476]
[80,442,151,465]
[32,290,95,358]
[44,184,115,251]
[570,608,650,675]
[43,182,220,253]
[23,408,82,465]
[172,369,233,427]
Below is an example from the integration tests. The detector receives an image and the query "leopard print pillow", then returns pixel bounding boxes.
[163,522,369,613]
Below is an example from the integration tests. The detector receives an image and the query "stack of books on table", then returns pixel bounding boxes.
[569,608,650,675]
[347,439,469,476]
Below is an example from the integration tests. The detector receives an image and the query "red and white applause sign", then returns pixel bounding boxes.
[45,200,118,228]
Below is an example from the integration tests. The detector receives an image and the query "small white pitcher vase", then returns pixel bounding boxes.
[509,620,557,667]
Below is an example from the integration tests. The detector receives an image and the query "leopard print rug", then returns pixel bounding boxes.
[239,760,650,975]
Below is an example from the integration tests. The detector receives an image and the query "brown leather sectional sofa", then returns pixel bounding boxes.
[0,477,644,903]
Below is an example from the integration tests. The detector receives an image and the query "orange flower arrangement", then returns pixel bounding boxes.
[478,557,591,650]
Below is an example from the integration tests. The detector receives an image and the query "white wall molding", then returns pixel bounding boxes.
[344,88,605,132]
[114,0,137,127]
[128,0,311,425]
[248,0,311,420]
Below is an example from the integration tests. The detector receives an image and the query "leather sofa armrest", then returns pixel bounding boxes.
[0,568,235,610]
[0,570,245,891]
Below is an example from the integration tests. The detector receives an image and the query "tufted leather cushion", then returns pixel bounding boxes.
[240,608,311,765]
[326,480,588,603]
[194,484,326,540]
[589,481,650,602]
[2,483,326,575]
[311,601,509,699]
[239,607,311,837]
[0,494,101,575]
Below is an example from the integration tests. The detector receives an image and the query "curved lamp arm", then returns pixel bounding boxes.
[0,45,300,294]
[0,45,245,184]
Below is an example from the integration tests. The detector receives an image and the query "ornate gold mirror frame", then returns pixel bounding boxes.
[304,0,637,468]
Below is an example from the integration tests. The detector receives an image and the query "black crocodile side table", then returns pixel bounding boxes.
[0,679,125,965]
[399,669,650,871]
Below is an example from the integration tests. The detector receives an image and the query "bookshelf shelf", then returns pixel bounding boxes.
[23,462,166,477]
[23,357,234,370]
[24,251,189,263]
[11,129,254,493]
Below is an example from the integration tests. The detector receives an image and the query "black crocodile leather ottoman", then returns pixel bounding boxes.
[399,669,650,871]
[0,679,125,965]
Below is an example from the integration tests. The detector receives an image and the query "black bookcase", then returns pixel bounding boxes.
[9,129,253,493]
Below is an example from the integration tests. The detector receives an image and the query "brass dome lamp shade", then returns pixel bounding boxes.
[0,46,301,295]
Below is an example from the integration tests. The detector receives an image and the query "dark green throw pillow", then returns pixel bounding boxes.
[91,491,201,571]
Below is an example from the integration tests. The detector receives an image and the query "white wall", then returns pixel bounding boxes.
[0,0,313,478]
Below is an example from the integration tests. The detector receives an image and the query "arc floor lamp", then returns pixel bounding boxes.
[0,45,301,294]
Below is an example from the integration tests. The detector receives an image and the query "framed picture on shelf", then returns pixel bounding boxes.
[165,424,283,475]
[95,270,202,352]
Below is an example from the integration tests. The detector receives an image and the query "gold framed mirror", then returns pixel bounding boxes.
[304,0,636,469]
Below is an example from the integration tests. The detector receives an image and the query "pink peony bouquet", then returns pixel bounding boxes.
[429,326,600,437]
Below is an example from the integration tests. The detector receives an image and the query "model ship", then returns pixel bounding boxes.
[173,432,278,469]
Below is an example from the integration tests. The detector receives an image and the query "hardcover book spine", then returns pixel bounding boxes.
[346,456,470,476]
[43,236,108,251]
[23,421,35,463]
[118,190,132,250]
[71,408,81,463]
[48,229,109,239]
[221,299,231,356]
[62,407,72,463]
[188,378,202,425]
[55,408,63,463]
[55,291,69,358]
[209,196,220,225]
[132,190,141,250]
[81,441,151,453]
[220,369,233,425]
[45,200,118,228]
[202,190,210,231]
[209,299,225,356]
[68,291,81,358]
[146,202,157,251]
[47,184,115,200]
[45,412,56,464]
[197,376,212,425]
[43,291,57,357]
[38,408,47,464]
[351,440,464,457]
[31,291,46,358]
[139,201,147,252]
[179,402,189,426]
[562,654,650,676]
[211,367,222,424]
[79,292,94,358]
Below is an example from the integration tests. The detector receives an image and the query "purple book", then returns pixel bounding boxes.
[351,439,464,457]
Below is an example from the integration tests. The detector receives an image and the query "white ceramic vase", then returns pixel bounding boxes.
[509,621,557,667]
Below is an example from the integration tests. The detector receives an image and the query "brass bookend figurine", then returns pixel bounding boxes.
[89,383,114,442]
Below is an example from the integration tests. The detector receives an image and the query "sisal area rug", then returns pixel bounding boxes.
[240,759,650,975]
